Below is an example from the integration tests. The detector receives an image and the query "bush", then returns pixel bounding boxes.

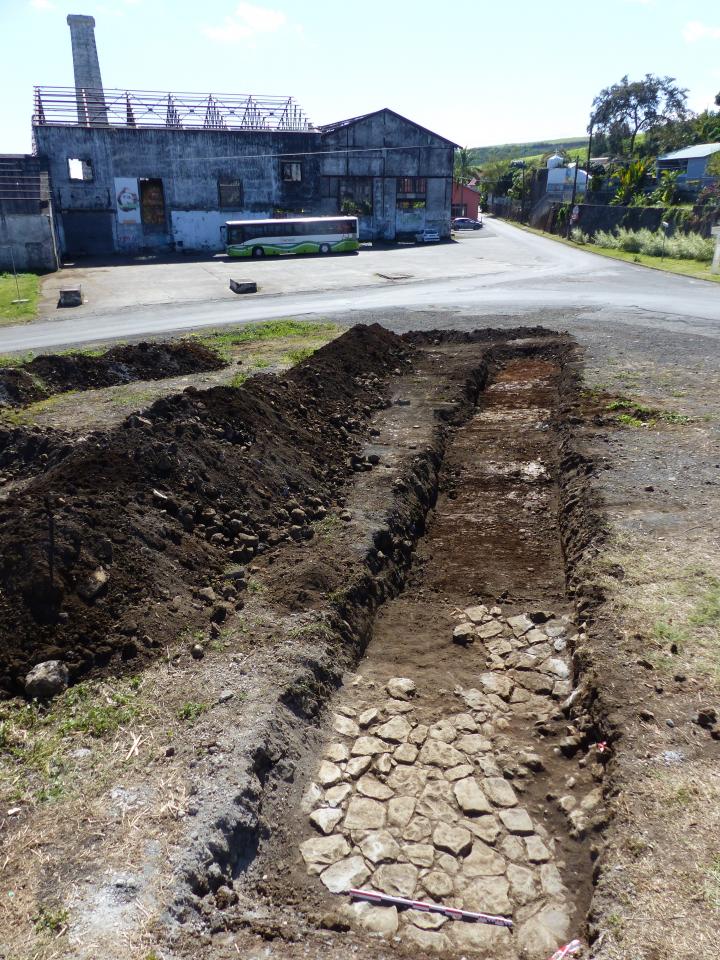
[616,227,642,253]
[591,227,714,262]
[594,230,620,249]
[570,227,589,244]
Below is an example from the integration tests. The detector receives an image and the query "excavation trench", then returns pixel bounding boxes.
[212,339,604,960]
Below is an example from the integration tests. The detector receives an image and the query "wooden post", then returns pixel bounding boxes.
[712,226,720,275]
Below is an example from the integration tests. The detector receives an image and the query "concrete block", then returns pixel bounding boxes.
[58,287,83,307]
[229,279,257,295]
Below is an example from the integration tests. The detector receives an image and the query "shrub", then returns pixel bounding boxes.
[616,227,642,253]
[594,230,620,249]
[570,228,589,244]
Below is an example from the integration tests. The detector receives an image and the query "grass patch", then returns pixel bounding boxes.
[283,346,317,365]
[607,396,693,428]
[0,272,40,325]
[229,371,248,388]
[0,677,146,807]
[33,905,69,935]
[507,222,720,284]
[176,700,208,722]
[195,319,339,360]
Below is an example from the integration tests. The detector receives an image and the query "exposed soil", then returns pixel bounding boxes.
[0,325,408,696]
[0,325,610,960]
[0,339,225,408]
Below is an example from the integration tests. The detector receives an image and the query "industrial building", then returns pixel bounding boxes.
[25,14,456,263]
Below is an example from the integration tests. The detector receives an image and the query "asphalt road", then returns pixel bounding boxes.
[2,218,718,352]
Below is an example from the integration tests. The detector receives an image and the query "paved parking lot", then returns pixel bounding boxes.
[40,232,505,318]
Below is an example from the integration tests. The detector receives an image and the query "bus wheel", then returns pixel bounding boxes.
[319,243,331,254]
[252,246,265,258]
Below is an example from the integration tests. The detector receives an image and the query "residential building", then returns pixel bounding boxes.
[656,143,720,192]
[451,180,481,219]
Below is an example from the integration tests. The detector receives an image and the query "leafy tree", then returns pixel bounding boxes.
[454,147,477,185]
[716,92,720,107]
[610,158,653,205]
[590,74,689,155]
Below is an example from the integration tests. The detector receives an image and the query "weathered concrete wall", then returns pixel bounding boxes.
[0,212,59,272]
[33,108,455,252]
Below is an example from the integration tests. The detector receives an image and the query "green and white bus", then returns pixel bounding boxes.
[224,216,359,258]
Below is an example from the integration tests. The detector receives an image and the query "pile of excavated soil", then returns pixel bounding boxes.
[0,324,408,696]
[0,340,225,408]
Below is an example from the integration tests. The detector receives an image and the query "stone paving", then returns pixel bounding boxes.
[299,605,585,958]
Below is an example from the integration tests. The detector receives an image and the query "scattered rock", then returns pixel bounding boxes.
[317,761,343,788]
[24,660,69,700]
[310,807,344,835]
[333,714,360,737]
[464,604,489,624]
[386,677,416,701]
[453,623,476,646]
[375,715,412,743]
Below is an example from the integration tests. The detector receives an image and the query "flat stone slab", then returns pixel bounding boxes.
[344,796,387,831]
[454,777,492,815]
[499,807,534,834]
[300,834,350,871]
[432,822,473,856]
[483,777,518,807]
[320,855,369,892]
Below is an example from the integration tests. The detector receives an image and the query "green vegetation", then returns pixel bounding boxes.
[229,371,248,388]
[176,700,208,722]
[283,346,317,365]
[0,272,40,325]
[33,905,69,935]
[470,137,588,164]
[594,227,714,262]
[607,397,692,427]
[195,319,339,360]
[0,677,146,806]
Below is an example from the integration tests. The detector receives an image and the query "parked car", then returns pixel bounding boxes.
[415,228,440,243]
[452,217,483,230]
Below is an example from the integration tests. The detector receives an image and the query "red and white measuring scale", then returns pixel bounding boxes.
[347,889,583,959]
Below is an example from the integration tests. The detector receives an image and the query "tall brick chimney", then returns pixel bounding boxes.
[67,14,108,126]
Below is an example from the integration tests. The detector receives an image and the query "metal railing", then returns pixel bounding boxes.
[33,86,313,132]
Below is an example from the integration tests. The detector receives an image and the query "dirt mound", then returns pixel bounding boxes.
[0,324,408,696]
[0,424,77,487]
[0,340,224,408]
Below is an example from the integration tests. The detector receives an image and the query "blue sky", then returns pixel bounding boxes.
[2,0,719,153]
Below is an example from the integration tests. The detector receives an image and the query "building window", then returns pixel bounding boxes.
[281,161,302,182]
[218,177,243,208]
[451,204,467,217]
[67,158,93,181]
[139,178,165,227]
[397,177,426,195]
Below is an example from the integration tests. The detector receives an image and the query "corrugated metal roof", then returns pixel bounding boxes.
[658,142,720,161]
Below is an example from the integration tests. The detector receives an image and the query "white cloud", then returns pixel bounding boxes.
[683,20,720,43]
[29,0,56,10]
[203,3,287,43]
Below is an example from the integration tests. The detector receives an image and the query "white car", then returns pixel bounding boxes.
[415,228,440,243]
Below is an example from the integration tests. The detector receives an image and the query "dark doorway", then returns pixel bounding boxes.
[139,178,165,229]
[62,210,114,256]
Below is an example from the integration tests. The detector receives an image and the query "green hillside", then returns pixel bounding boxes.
[470,138,589,164]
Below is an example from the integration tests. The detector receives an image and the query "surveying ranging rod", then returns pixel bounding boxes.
[347,888,513,928]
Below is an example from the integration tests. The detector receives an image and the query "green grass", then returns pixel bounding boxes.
[0,677,146,806]
[607,397,693,428]
[33,905,69,935]
[283,346,317,365]
[195,319,339,360]
[510,222,720,284]
[0,272,40,325]
[229,371,248,388]
[176,700,208,722]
